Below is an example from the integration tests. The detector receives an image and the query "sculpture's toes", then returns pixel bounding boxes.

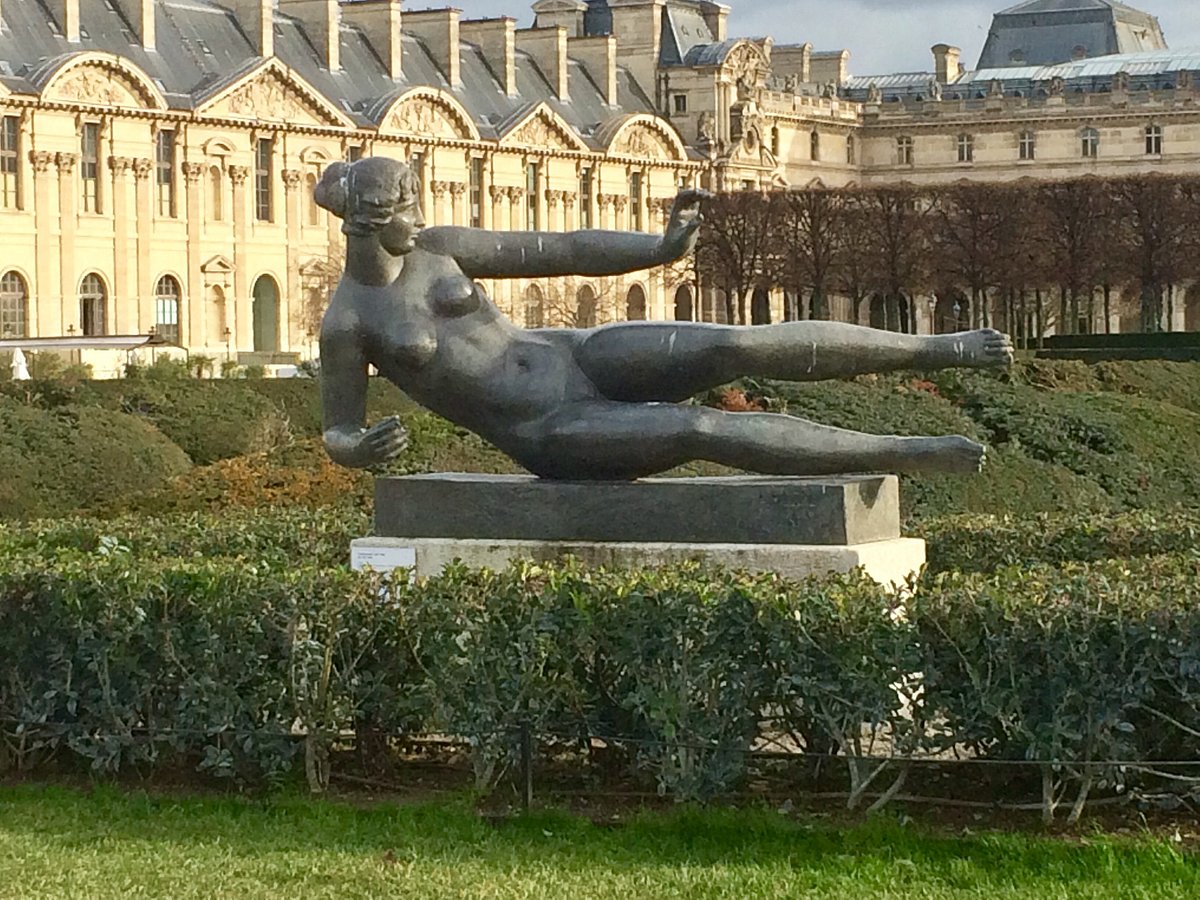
[918,435,986,474]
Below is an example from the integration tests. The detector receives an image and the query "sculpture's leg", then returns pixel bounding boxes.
[575,321,1012,402]
[527,401,984,480]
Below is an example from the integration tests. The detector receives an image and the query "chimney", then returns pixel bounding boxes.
[461,18,517,97]
[771,43,813,83]
[569,35,617,106]
[531,0,587,37]
[932,43,962,83]
[404,9,462,89]
[278,0,340,70]
[228,0,274,57]
[699,1,729,42]
[57,0,81,42]
[608,0,664,96]
[342,0,403,80]
[516,26,570,101]
[111,0,155,50]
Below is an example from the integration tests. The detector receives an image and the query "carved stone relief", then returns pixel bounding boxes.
[614,125,675,160]
[48,65,149,108]
[388,99,471,140]
[508,114,575,151]
[217,71,333,126]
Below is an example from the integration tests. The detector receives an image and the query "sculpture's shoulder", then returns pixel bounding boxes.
[319,292,361,342]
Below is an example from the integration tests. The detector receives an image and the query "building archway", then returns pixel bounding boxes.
[574,284,598,327]
[935,293,970,334]
[624,284,646,321]
[252,274,280,352]
[1186,284,1200,332]
[155,275,182,344]
[0,270,28,338]
[79,272,107,336]
[673,284,694,321]
[751,287,771,325]
[523,284,545,328]
[869,293,914,333]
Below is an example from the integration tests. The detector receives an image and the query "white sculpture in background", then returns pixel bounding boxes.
[10,347,30,380]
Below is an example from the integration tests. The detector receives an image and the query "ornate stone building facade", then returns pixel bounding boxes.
[0,0,1197,369]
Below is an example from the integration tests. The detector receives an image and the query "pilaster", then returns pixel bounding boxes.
[132,157,154,333]
[55,152,79,334]
[228,164,250,352]
[183,161,205,347]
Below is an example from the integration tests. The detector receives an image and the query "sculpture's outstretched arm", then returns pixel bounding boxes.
[418,189,707,279]
[320,326,408,469]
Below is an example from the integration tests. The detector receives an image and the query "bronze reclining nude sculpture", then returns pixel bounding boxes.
[316,156,1012,480]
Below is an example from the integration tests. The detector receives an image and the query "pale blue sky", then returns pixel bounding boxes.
[446,1,1200,75]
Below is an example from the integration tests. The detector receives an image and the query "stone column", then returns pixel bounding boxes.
[30,151,58,336]
[488,185,506,232]
[183,161,205,348]
[546,189,561,232]
[507,187,524,231]
[228,164,250,353]
[108,156,135,335]
[563,191,577,233]
[449,182,466,226]
[132,157,155,333]
[430,180,451,227]
[282,167,305,352]
[55,152,79,335]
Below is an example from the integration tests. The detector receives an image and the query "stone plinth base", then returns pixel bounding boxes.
[376,474,900,545]
[351,537,926,589]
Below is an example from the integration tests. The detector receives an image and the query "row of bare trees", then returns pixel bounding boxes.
[694,174,1200,336]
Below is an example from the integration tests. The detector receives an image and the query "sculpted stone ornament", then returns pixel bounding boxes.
[317,156,1013,480]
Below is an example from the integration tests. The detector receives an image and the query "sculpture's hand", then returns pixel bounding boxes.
[324,416,409,469]
[658,189,711,262]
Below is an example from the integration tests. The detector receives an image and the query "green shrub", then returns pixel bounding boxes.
[0,397,191,519]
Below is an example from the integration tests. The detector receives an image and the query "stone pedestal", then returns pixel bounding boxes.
[355,473,925,588]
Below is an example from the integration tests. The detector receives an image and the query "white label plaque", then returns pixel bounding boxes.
[351,543,417,573]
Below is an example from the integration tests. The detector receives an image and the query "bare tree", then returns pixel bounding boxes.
[770,188,847,321]
[1110,175,1194,332]
[854,185,932,333]
[695,191,773,324]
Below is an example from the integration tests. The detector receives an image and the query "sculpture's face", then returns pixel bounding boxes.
[345,159,425,254]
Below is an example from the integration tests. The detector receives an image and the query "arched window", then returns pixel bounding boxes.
[306,173,320,226]
[810,130,820,162]
[673,284,694,322]
[0,270,27,338]
[79,273,107,336]
[210,166,223,221]
[577,285,599,327]
[624,284,646,322]
[252,274,280,352]
[155,275,181,344]
[523,284,545,329]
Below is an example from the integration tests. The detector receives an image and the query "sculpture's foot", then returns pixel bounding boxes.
[929,329,1014,370]
[896,435,987,475]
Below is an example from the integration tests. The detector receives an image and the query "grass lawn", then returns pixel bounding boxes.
[0,786,1197,898]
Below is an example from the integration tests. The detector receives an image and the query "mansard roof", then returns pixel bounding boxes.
[0,0,656,143]
[978,0,1167,69]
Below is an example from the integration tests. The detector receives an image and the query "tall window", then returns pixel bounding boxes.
[1081,127,1100,159]
[673,94,688,114]
[0,270,27,338]
[156,130,176,217]
[254,138,273,222]
[1019,130,1036,161]
[846,134,856,165]
[957,133,974,163]
[410,150,425,199]
[79,273,107,336]
[579,166,593,229]
[629,171,642,231]
[0,116,19,209]
[1145,124,1163,155]
[810,130,820,161]
[469,157,483,228]
[347,144,363,163]
[523,284,544,328]
[81,123,100,213]
[209,165,223,220]
[306,173,319,226]
[525,161,539,230]
[897,135,914,165]
[154,276,181,343]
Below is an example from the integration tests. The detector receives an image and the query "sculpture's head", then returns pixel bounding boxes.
[315,156,425,255]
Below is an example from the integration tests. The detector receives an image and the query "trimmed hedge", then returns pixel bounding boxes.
[3,554,1200,819]
[0,397,191,519]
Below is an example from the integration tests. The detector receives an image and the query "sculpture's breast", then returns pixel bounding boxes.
[429,275,483,318]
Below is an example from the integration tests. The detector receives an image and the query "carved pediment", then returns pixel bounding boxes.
[200,255,235,276]
[387,98,473,140]
[203,68,345,127]
[45,63,157,109]
[612,124,676,160]
[503,109,586,151]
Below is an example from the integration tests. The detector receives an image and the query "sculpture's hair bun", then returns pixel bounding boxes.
[315,161,351,219]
